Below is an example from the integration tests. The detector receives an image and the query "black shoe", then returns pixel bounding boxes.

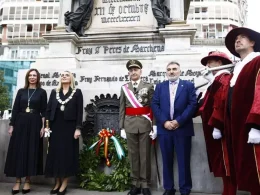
[142,188,151,195]
[22,180,31,194]
[50,186,60,194]
[127,186,141,195]
[22,189,30,194]
[57,187,67,195]
[12,181,21,195]
[163,190,175,195]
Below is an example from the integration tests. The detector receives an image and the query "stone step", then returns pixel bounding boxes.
[0,183,249,195]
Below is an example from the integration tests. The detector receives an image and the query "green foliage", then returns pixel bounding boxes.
[78,134,131,191]
[0,70,9,111]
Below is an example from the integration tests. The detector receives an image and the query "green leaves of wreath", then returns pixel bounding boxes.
[78,134,131,191]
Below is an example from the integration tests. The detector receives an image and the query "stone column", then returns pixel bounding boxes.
[166,0,184,21]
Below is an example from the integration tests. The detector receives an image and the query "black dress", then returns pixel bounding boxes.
[45,88,83,178]
[4,88,47,177]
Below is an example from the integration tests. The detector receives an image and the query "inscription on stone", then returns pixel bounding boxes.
[75,44,165,55]
[90,0,155,29]
[33,70,202,88]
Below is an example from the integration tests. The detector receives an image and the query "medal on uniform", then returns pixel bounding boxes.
[60,105,65,111]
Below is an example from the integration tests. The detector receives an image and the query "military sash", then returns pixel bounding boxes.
[122,84,152,122]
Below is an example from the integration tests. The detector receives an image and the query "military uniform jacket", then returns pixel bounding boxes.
[119,81,155,134]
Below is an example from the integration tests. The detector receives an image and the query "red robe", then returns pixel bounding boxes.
[208,73,236,184]
[230,56,260,192]
[198,73,232,178]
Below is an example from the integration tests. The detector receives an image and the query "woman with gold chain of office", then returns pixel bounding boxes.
[44,71,83,195]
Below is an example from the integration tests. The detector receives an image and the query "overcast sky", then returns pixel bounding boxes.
[247,0,260,32]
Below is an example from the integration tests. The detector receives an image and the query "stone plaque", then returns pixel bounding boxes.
[88,0,156,32]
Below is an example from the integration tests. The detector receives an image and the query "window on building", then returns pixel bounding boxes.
[7,25,13,38]
[40,24,45,36]
[53,23,57,30]
[3,7,9,20]
[195,7,200,13]
[222,6,228,19]
[47,6,53,19]
[9,7,15,20]
[11,50,17,59]
[28,7,34,20]
[22,6,28,20]
[13,24,20,38]
[201,7,207,13]
[27,24,32,32]
[215,6,221,19]
[41,6,47,19]
[5,69,13,77]
[35,7,40,19]
[20,24,27,37]
[209,24,215,38]
[15,7,21,20]
[33,24,39,37]
[5,83,12,93]
[216,23,223,38]
[46,24,52,32]
[202,25,209,39]
[54,6,59,19]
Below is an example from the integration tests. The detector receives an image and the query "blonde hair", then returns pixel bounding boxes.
[56,71,76,91]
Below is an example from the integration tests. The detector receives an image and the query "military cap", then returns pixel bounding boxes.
[126,60,142,70]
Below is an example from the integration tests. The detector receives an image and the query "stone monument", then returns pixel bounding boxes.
[9,0,226,193]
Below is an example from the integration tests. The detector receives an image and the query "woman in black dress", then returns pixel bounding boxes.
[4,68,47,194]
[44,71,83,195]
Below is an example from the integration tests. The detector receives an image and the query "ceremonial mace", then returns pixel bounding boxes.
[195,64,235,89]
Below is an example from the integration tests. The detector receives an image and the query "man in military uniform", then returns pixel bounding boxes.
[119,60,156,195]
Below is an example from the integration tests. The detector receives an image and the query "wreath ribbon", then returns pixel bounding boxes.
[89,128,125,166]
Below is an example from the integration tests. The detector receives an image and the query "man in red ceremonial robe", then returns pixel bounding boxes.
[224,27,260,195]
[197,51,237,195]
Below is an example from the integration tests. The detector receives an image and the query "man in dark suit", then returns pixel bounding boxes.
[119,60,156,195]
[151,61,197,195]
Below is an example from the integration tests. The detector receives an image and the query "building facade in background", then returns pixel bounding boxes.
[0,0,59,59]
[0,60,33,105]
[188,0,248,46]
[0,0,59,106]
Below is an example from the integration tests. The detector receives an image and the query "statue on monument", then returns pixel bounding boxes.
[151,0,172,28]
[151,0,191,28]
[64,0,94,36]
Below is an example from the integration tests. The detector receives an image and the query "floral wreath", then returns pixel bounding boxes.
[78,128,131,191]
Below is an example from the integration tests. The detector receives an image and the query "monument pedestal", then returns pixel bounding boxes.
[12,0,226,193]
[153,23,200,69]
[31,33,80,69]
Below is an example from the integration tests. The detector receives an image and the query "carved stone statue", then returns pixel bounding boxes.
[65,0,94,36]
[151,0,172,28]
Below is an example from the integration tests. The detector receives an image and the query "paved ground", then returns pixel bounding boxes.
[0,183,249,195]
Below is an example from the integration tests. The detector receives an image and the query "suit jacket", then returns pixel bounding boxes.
[46,88,83,129]
[119,81,155,134]
[151,79,197,136]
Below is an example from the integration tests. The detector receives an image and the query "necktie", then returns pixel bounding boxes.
[133,82,137,92]
[170,81,177,119]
